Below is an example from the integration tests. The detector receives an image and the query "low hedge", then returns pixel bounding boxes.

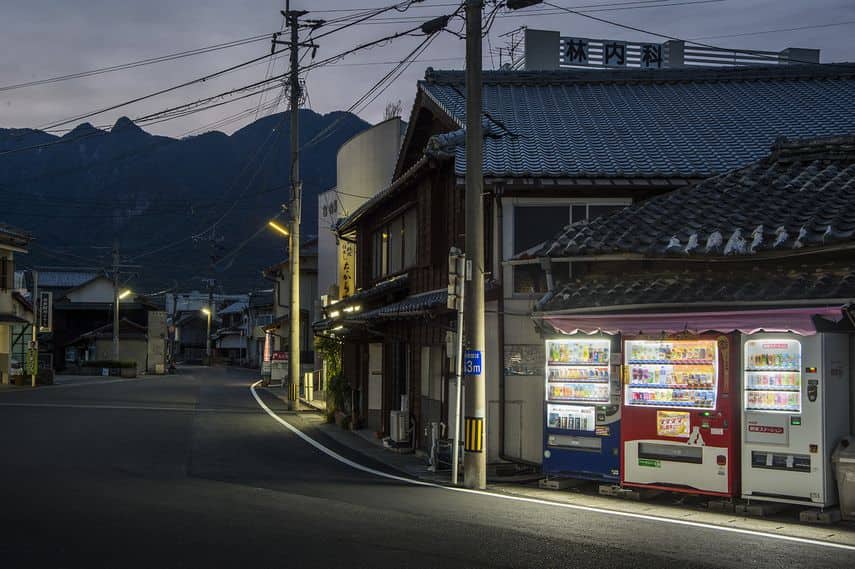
[81,360,136,369]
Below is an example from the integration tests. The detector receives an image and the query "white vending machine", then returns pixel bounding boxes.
[741,333,850,507]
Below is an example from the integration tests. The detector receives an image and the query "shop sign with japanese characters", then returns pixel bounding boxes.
[559,37,665,69]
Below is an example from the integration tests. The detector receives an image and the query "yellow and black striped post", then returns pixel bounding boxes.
[464,417,484,453]
[289,380,299,403]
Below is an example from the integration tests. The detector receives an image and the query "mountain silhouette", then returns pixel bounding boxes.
[0,110,370,292]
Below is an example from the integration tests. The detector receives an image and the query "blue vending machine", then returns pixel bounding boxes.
[543,335,621,481]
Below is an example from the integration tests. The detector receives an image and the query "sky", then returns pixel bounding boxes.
[1,0,854,138]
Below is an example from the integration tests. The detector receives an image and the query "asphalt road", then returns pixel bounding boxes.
[0,366,852,569]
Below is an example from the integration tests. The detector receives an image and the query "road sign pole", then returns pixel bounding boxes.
[451,253,465,486]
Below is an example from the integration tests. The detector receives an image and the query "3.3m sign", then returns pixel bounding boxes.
[464,350,482,376]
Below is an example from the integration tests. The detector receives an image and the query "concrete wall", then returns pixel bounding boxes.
[336,118,403,218]
[318,188,340,303]
[147,311,166,373]
[95,338,147,369]
[65,277,114,304]
[317,118,404,303]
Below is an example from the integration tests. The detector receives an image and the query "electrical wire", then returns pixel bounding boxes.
[689,20,855,41]
[34,47,290,133]
[0,33,273,93]
[539,1,826,65]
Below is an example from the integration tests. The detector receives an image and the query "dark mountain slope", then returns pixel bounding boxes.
[0,110,370,292]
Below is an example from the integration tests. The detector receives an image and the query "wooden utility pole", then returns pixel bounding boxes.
[112,240,120,361]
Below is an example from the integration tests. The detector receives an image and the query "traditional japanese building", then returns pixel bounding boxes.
[530,134,855,430]
[0,224,32,384]
[321,63,855,463]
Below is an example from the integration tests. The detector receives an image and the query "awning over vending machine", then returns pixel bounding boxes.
[542,306,846,337]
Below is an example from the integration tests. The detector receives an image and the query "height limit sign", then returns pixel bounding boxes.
[464,350,482,376]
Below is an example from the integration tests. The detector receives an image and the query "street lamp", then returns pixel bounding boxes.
[201,307,212,362]
[268,220,290,237]
[113,289,132,361]
[267,217,300,410]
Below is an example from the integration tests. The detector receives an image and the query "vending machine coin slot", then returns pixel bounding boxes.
[790,416,802,426]
[807,379,818,402]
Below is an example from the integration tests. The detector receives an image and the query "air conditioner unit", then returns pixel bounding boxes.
[389,410,409,444]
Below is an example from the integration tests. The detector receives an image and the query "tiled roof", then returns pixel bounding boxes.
[218,301,247,315]
[537,136,855,259]
[420,64,855,179]
[359,288,448,321]
[70,317,147,343]
[36,270,100,288]
[540,265,855,313]
[330,274,409,308]
[0,223,31,248]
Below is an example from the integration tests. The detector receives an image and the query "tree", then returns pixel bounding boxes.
[383,100,403,120]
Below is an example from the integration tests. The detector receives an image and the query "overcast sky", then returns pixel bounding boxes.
[1,0,853,137]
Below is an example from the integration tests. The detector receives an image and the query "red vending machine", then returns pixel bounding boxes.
[621,334,740,497]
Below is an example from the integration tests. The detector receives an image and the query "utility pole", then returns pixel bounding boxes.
[112,240,120,361]
[288,5,303,409]
[30,270,38,387]
[463,0,486,489]
[207,279,214,361]
[273,1,315,409]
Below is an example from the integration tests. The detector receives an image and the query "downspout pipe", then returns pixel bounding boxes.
[496,189,506,462]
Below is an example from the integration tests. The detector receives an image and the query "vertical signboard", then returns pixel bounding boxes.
[338,239,356,299]
[38,291,52,332]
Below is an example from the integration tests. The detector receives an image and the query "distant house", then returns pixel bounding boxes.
[245,290,273,368]
[67,318,149,368]
[0,224,33,384]
[166,291,248,363]
[32,268,162,372]
[213,300,248,363]
[263,237,319,378]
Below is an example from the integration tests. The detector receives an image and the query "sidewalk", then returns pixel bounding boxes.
[0,374,152,392]
[267,396,855,549]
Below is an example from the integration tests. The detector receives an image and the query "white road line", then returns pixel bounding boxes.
[0,376,148,393]
[0,402,231,413]
[250,381,855,554]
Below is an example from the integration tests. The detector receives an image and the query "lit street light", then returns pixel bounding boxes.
[113,289,133,360]
[268,220,290,237]
[267,217,300,410]
[201,307,212,362]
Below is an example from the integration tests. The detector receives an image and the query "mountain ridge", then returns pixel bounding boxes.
[0,110,371,292]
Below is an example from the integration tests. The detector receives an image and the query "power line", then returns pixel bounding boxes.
[0,33,273,93]
[0,18,440,158]
[35,47,290,133]
[689,20,855,40]
[540,1,826,65]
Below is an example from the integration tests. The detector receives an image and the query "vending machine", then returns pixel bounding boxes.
[544,336,621,481]
[622,335,740,497]
[741,333,850,507]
